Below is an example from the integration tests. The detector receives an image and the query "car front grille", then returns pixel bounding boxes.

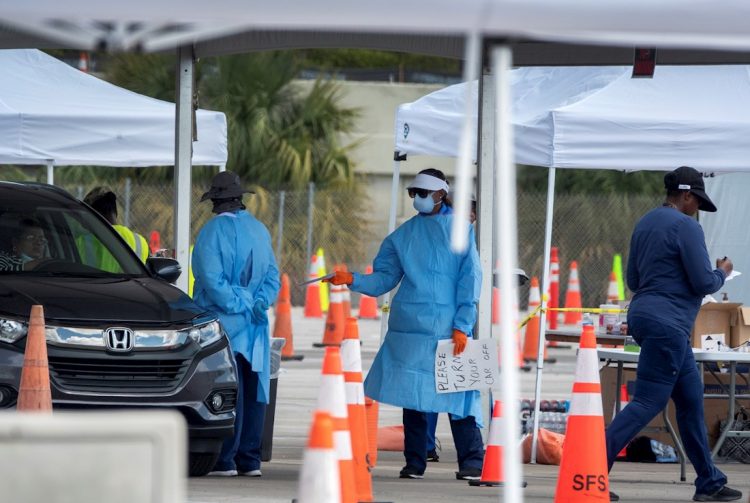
[48,355,191,393]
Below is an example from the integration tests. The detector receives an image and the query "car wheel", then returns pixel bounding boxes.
[189,451,221,477]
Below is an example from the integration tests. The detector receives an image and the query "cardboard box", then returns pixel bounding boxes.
[731,306,750,348]
[691,302,740,349]
[600,365,749,449]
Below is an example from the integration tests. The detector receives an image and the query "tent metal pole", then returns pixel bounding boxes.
[476,64,495,341]
[530,167,556,463]
[379,153,403,345]
[45,161,54,185]
[173,45,194,293]
[493,44,522,503]
[219,163,226,172]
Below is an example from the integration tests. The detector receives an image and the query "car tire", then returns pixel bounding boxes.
[189,450,222,477]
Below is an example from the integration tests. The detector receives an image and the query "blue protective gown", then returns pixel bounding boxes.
[351,205,482,421]
[192,210,280,404]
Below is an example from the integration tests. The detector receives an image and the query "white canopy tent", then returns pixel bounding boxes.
[0,49,227,179]
[395,64,750,462]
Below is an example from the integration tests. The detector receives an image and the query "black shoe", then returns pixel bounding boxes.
[426,449,440,462]
[455,467,482,481]
[399,466,424,479]
[693,486,742,502]
[610,490,620,501]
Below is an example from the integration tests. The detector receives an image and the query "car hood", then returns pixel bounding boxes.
[0,276,211,327]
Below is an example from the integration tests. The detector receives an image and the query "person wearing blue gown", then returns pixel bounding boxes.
[326,168,484,480]
[192,171,281,477]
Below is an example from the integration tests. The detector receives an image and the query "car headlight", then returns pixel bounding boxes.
[0,318,28,344]
[187,321,223,347]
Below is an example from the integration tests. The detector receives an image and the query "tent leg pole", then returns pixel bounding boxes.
[174,45,194,293]
[493,44,522,503]
[46,161,54,185]
[530,167,556,463]
[379,154,403,345]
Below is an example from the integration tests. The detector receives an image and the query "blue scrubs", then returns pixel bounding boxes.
[192,209,280,473]
[350,204,483,472]
[606,206,727,495]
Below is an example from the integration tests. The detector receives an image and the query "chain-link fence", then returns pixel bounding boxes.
[56,177,659,310]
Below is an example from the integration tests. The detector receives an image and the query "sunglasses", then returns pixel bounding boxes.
[407,188,433,199]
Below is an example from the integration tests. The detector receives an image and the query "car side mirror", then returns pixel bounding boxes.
[147,257,182,284]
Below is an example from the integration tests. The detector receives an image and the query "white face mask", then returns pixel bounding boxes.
[413,193,437,214]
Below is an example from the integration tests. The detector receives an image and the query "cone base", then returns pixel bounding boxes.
[523,357,557,364]
[468,480,528,487]
[282,354,305,361]
[520,364,532,372]
[312,342,341,348]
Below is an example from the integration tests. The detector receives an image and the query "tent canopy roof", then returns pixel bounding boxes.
[0,49,227,166]
[395,65,750,172]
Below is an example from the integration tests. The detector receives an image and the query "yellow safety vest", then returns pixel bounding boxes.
[188,245,195,298]
[113,225,149,263]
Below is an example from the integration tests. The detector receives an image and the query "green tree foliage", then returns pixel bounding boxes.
[518,165,665,195]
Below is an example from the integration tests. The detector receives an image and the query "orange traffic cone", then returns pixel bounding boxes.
[549,247,560,330]
[364,397,379,467]
[297,411,341,503]
[17,305,52,412]
[317,347,357,503]
[614,384,629,460]
[339,265,353,320]
[275,273,303,361]
[341,318,373,502]
[358,265,379,319]
[470,400,504,486]
[491,287,501,325]
[522,277,550,363]
[314,281,345,347]
[305,255,324,318]
[607,271,619,304]
[77,51,89,72]
[563,261,583,325]
[554,324,609,502]
[149,230,161,255]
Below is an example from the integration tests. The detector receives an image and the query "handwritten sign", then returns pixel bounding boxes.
[435,339,499,394]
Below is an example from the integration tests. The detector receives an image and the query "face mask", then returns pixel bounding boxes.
[19,253,33,264]
[413,193,437,214]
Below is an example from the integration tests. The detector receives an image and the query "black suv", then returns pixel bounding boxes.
[0,182,237,476]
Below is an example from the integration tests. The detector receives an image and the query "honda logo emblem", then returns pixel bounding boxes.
[104,327,134,352]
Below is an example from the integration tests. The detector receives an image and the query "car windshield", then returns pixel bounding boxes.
[0,202,148,277]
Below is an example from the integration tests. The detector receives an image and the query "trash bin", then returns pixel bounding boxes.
[261,337,286,462]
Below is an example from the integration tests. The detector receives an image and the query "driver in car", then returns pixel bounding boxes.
[0,218,47,272]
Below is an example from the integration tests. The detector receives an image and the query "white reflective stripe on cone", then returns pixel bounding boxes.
[570,392,604,416]
[298,448,341,503]
[345,382,365,405]
[488,416,504,446]
[317,375,348,417]
[330,290,343,303]
[340,340,363,372]
[333,430,354,460]
[574,349,601,383]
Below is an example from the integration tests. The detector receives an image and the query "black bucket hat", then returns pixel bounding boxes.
[83,186,116,207]
[664,166,717,212]
[200,171,254,202]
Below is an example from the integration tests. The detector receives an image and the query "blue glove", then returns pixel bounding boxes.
[250,299,269,324]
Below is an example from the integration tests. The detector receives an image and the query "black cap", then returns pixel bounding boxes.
[83,186,116,207]
[200,171,254,202]
[664,166,717,212]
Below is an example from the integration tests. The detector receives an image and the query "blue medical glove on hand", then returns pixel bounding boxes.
[251,298,269,324]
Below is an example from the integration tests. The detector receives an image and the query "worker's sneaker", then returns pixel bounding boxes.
[426,449,440,462]
[399,466,424,479]
[455,467,482,481]
[207,469,238,477]
[240,469,262,477]
[610,490,620,501]
[693,486,742,502]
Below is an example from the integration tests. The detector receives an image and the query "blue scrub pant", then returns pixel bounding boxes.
[403,408,483,473]
[214,355,267,472]
[605,316,726,495]
[426,412,438,452]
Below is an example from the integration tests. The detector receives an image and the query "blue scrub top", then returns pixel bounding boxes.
[351,204,483,421]
[192,210,280,404]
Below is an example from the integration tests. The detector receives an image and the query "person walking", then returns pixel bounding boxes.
[606,166,741,502]
[192,171,281,477]
[326,168,484,480]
